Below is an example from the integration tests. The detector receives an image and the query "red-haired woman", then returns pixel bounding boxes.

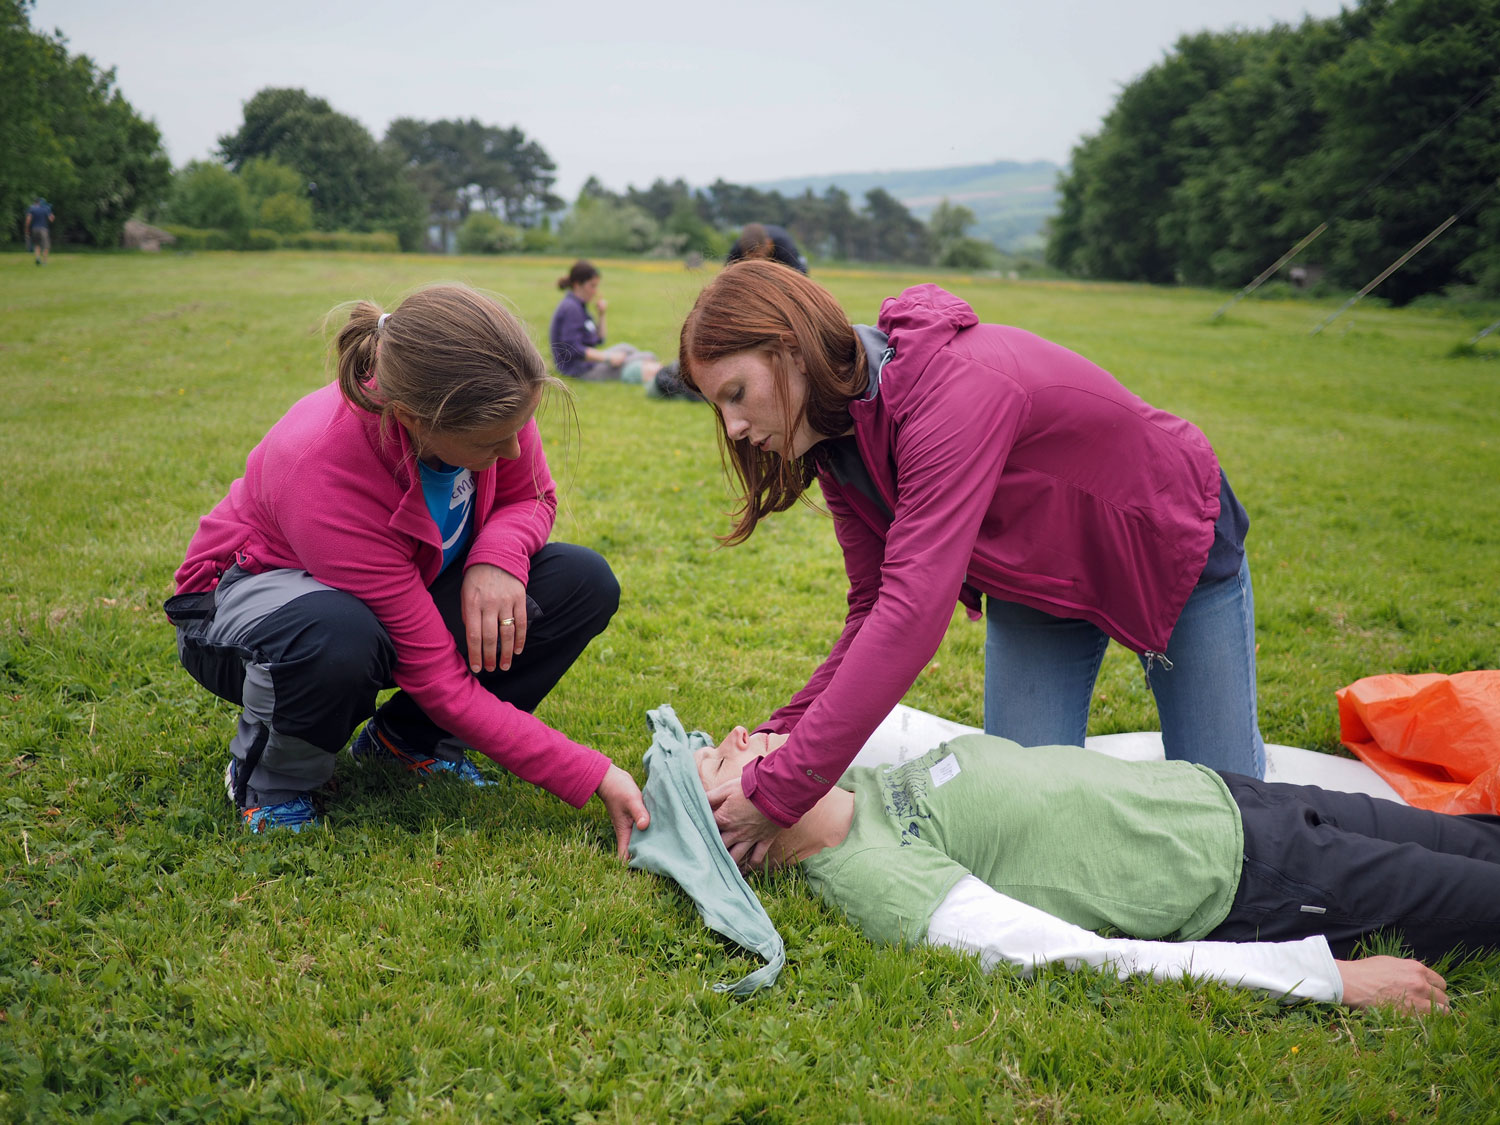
[678,261,1263,868]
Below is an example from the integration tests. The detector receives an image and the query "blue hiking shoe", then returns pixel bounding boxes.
[349,718,496,787]
[224,759,321,833]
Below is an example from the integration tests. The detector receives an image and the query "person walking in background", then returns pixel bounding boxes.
[678,261,1264,869]
[24,197,53,265]
[165,284,648,849]
[726,223,808,273]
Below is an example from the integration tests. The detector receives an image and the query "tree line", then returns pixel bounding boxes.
[1,0,170,248]
[553,177,996,268]
[1047,0,1500,303]
[10,0,1496,293]
[189,87,1000,267]
[2,2,999,267]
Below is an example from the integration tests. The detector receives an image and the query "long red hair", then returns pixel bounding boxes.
[679,261,866,544]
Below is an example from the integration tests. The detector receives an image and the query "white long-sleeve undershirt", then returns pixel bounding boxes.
[927,875,1343,1004]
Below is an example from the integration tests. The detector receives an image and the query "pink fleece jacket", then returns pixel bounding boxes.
[174,383,610,808]
[743,285,1222,825]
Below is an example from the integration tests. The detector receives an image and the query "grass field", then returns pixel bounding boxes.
[3,251,1499,1122]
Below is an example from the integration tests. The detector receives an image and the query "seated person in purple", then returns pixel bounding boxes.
[548,260,661,385]
[548,259,701,400]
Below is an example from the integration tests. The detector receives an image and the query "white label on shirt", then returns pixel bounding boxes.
[450,471,474,509]
[929,753,961,788]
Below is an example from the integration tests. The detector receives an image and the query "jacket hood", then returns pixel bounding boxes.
[876,284,979,378]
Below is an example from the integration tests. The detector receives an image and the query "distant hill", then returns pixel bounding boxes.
[751,159,1062,254]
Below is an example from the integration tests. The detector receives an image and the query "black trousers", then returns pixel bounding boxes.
[1206,773,1500,960]
[171,542,617,805]
[375,541,619,750]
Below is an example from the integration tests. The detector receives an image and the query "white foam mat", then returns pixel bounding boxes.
[852,704,1407,805]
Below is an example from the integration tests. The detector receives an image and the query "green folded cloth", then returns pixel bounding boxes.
[627,705,786,995]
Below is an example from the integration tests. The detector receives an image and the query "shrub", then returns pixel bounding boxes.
[937,237,998,270]
[280,230,400,252]
[257,192,313,235]
[521,226,556,253]
[164,162,253,235]
[160,224,239,250]
[243,229,283,251]
[456,212,523,254]
[158,225,397,253]
[240,157,307,206]
[558,195,659,256]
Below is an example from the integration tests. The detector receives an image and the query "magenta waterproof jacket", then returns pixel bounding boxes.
[174,383,610,807]
[743,285,1223,825]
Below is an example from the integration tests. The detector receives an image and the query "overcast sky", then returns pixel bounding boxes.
[33,0,1351,198]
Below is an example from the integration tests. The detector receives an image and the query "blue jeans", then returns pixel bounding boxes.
[983,554,1266,777]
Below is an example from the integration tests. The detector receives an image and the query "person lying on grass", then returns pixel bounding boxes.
[692,726,1500,1013]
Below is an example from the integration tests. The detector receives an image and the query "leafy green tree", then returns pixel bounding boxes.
[929,199,996,269]
[219,87,425,249]
[1050,29,1245,282]
[1155,20,1351,287]
[521,224,556,253]
[700,179,789,228]
[786,188,832,259]
[575,176,626,207]
[928,199,976,245]
[625,178,698,224]
[1300,0,1500,303]
[663,197,725,257]
[384,117,465,248]
[863,188,931,264]
[1,0,170,247]
[385,116,562,249]
[1049,0,1500,300]
[820,186,868,261]
[163,161,252,236]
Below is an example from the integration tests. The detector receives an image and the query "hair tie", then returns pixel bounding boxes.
[377,312,390,332]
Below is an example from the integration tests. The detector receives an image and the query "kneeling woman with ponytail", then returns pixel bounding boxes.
[166,284,647,849]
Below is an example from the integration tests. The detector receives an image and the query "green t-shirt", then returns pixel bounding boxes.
[800,735,1244,947]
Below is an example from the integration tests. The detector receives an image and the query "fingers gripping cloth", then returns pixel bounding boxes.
[627,705,786,995]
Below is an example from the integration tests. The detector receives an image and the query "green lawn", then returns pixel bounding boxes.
[3,251,1498,1122]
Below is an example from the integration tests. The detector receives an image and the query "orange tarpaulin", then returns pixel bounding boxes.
[1337,671,1500,815]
